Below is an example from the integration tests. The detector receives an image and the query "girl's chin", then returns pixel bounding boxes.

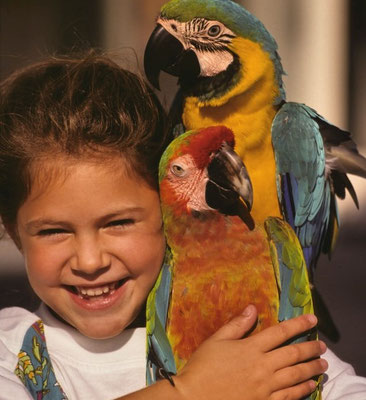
[74,306,146,339]
[78,325,127,340]
[68,313,135,339]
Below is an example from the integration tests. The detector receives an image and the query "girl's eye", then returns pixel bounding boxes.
[106,219,134,228]
[208,25,221,37]
[38,228,67,236]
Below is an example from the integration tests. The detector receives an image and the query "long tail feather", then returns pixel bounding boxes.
[328,145,366,179]
[331,170,359,209]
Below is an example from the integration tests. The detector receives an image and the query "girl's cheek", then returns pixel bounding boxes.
[120,233,165,276]
[25,246,68,282]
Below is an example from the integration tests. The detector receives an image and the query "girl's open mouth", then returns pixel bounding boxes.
[65,278,130,309]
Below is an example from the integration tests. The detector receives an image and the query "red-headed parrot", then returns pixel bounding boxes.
[144,0,366,340]
[146,125,321,399]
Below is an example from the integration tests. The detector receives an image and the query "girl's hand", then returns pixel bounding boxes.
[174,305,327,400]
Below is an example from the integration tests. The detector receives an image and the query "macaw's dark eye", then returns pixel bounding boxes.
[208,25,221,37]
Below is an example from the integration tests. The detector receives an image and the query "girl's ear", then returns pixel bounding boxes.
[4,223,23,252]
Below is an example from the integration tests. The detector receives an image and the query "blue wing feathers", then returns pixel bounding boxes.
[280,173,297,228]
[272,102,332,274]
[272,101,362,276]
[146,261,176,384]
[155,261,173,325]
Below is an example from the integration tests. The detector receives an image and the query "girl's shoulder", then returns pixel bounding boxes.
[0,306,37,320]
[0,306,39,354]
[0,306,39,332]
[0,307,40,399]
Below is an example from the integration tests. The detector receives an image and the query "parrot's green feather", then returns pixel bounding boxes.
[158,129,195,183]
[265,217,313,320]
[265,217,321,399]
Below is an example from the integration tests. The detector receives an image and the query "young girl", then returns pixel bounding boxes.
[0,53,364,400]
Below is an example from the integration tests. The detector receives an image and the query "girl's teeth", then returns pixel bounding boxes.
[76,282,117,298]
[89,287,103,296]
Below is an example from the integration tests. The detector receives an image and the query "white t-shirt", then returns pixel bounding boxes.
[0,305,146,399]
[1,305,366,400]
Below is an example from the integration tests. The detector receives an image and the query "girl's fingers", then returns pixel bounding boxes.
[211,304,258,341]
[272,358,328,392]
[270,379,318,400]
[267,340,327,370]
[250,314,318,352]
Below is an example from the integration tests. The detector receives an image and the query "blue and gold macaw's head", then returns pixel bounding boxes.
[144,0,286,105]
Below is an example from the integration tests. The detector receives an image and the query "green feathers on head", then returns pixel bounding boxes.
[158,130,195,184]
[161,0,275,51]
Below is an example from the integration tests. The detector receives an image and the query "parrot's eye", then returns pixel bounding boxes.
[171,163,187,177]
[207,25,221,37]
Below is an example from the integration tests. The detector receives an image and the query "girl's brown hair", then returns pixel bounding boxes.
[0,52,170,228]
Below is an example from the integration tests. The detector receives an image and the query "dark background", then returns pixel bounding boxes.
[1,0,365,376]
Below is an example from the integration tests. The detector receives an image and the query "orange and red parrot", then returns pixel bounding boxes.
[146,125,319,398]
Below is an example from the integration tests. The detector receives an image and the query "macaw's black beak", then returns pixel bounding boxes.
[144,24,200,90]
[206,143,255,230]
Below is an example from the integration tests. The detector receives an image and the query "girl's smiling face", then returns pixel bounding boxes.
[14,156,166,339]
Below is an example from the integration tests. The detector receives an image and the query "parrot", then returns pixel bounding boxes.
[143,0,366,307]
[146,125,321,399]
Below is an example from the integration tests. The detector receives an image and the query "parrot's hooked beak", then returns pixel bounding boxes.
[206,142,254,229]
[144,23,200,90]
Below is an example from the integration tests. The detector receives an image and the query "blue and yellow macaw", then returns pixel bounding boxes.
[144,0,366,291]
[146,125,321,399]
[144,0,366,340]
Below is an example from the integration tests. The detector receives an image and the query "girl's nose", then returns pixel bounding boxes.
[71,235,111,276]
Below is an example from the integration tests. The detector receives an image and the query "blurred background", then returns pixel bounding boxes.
[1,0,365,375]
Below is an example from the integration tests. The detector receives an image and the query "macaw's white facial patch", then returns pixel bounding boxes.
[197,49,234,77]
[158,17,235,77]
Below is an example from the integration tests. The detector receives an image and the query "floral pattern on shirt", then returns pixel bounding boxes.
[15,319,67,399]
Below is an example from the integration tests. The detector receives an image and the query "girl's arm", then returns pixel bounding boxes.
[117,306,327,400]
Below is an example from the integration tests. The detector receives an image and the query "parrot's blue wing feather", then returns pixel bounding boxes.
[271,102,364,341]
[146,250,176,385]
[272,102,365,277]
[272,102,335,277]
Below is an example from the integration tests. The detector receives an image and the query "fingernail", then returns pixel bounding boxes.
[319,341,327,353]
[309,380,317,391]
[307,314,317,325]
[242,304,255,317]
[321,358,329,371]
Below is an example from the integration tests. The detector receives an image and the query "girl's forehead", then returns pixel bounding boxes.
[28,154,133,192]
[32,153,128,175]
